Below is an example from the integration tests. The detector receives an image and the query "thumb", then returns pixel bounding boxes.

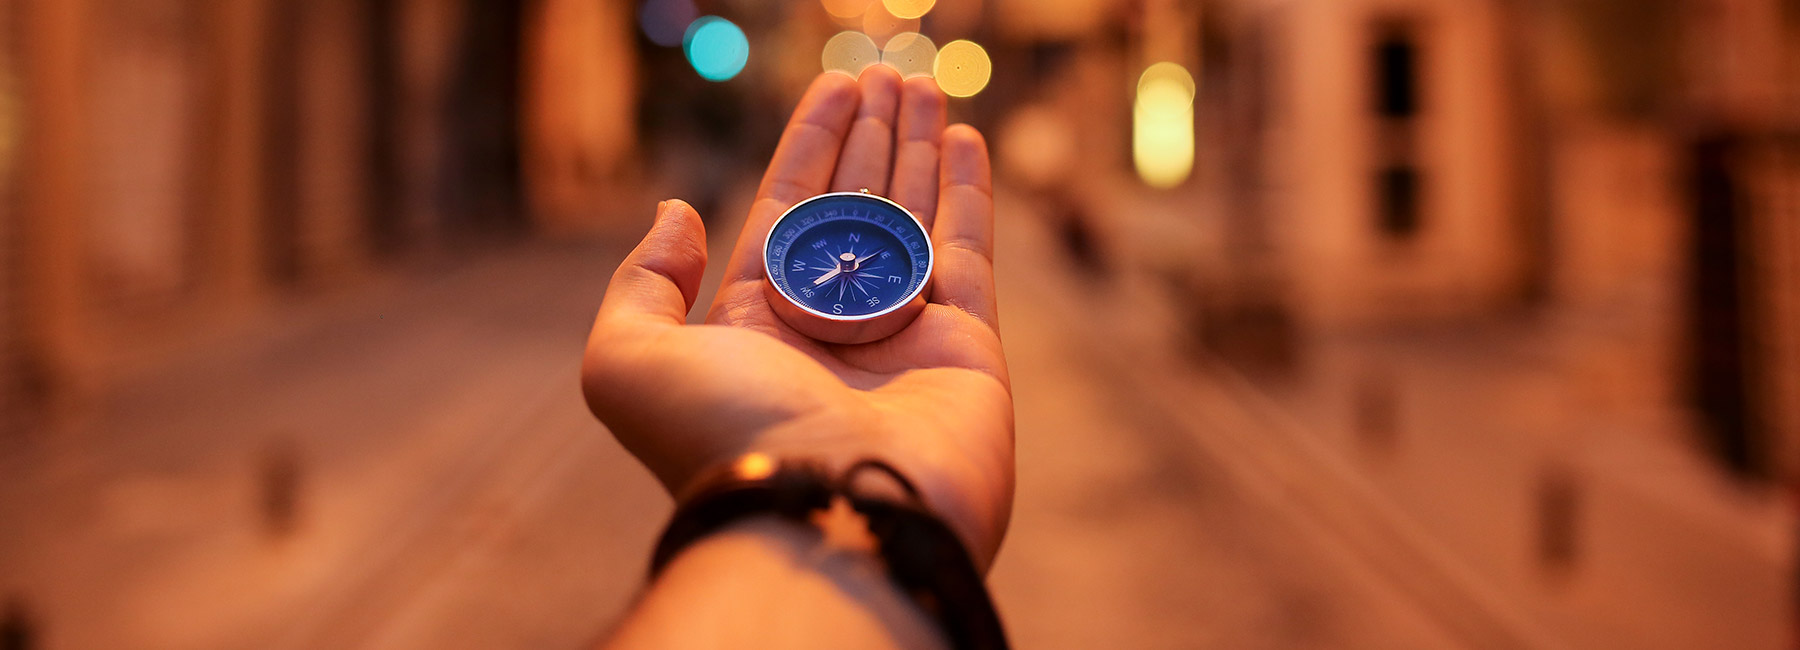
[598,200,708,327]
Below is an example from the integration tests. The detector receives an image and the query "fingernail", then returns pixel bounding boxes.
[652,201,672,228]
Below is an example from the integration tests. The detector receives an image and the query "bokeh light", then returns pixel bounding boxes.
[998,104,1078,188]
[1132,62,1195,188]
[822,31,881,76]
[861,4,920,47]
[638,0,699,48]
[881,33,937,78]
[933,40,992,97]
[15,5,1798,650]
[1137,61,1196,104]
[683,16,749,82]
[822,0,874,19]
[882,0,937,20]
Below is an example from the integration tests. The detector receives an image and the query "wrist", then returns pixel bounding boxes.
[613,517,947,650]
[644,454,1010,650]
[717,416,1008,571]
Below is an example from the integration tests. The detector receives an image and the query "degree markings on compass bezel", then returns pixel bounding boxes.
[763,192,934,322]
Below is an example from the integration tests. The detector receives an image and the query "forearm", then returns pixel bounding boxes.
[604,517,948,650]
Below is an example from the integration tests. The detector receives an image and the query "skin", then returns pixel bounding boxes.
[605,519,951,649]
[580,67,1014,569]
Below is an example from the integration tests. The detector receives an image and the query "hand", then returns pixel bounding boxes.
[581,68,1013,568]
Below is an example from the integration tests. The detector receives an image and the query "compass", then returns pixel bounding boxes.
[762,191,933,344]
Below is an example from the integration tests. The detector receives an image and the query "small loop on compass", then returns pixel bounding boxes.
[859,188,872,194]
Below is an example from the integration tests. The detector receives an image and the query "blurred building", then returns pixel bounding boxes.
[1187,0,1800,481]
[1,0,646,432]
[1,0,19,434]
[0,0,1791,517]
[0,0,1796,647]
[1210,0,1521,327]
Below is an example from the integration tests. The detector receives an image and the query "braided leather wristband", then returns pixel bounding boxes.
[647,455,1009,650]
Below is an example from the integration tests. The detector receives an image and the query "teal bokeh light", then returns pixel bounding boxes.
[683,17,749,82]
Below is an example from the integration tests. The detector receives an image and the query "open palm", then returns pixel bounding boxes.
[582,68,1012,567]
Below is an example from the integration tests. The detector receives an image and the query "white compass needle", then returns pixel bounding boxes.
[762,193,932,340]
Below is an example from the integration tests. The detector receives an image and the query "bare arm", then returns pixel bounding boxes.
[605,518,947,650]
[582,67,1009,648]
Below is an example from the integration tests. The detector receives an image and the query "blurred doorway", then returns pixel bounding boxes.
[442,0,525,233]
[1686,133,1762,477]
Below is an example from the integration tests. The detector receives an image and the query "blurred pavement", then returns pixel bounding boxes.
[0,181,1787,649]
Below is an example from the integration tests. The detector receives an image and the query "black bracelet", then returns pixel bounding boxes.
[648,455,1009,650]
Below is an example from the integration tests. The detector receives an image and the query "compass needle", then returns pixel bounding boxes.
[763,192,933,341]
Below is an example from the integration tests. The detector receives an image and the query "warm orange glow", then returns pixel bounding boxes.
[933,40,991,97]
[734,453,776,480]
[12,5,1795,649]
[821,0,873,19]
[860,4,919,48]
[928,0,982,33]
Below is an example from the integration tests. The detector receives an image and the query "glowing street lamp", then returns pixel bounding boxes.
[1133,62,1195,188]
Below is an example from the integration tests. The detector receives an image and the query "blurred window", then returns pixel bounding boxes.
[1371,21,1421,240]
[1372,29,1418,119]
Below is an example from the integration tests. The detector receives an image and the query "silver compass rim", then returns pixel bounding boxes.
[760,191,935,323]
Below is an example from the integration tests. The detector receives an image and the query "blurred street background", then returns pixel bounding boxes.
[2,0,1799,648]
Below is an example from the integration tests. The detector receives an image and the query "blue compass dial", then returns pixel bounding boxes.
[764,193,931,319]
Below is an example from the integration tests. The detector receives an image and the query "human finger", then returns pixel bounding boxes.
[829,65,902,196]
[928,125,998,330]
[596,200,709,329]
[714,73,861,292]
[888,76,945,229]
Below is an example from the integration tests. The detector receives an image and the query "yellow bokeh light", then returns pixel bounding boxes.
[933,40,992,97]
[1137,61,1196,105]
[881,33,937,78]
[861,5,919,47]
[822,31,881,75]
[822,0,873,19]
[1133,66,1196,189]
[882,0,936,20]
